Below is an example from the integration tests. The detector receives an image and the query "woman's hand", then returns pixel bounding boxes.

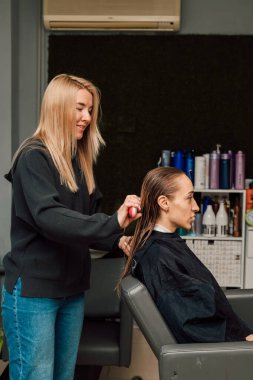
[118,235,133,256]
[117,194,141,229]
[245,334,253,341]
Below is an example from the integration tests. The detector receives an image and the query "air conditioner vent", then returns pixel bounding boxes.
[43,0,181,32]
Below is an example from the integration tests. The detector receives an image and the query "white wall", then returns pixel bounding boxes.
[0,0,12,263]
[0,0,45,263]
[181,0,253,34]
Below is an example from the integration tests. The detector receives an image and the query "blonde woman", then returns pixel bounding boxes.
[2,74,141,380]
[119,167,253,343]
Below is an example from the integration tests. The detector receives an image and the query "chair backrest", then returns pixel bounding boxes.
[77,257,133,367]
[85,257,123,318]
[121,274,176,359]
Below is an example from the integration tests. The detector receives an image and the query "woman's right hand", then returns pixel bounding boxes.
[117,194,141,229]
[245,334,253,341]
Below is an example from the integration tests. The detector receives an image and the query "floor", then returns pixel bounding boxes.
[99,326,159,380]
[0,326,159,380]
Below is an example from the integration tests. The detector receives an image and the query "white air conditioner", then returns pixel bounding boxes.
[43,0,181,32]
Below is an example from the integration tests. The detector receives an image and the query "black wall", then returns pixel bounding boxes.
[48,34,253,214]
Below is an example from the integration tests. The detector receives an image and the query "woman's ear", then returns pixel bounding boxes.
[157,195,169,212]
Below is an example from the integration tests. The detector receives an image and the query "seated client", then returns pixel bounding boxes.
[119,167,253,343]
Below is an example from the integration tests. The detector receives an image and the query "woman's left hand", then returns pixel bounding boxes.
[118,235,133,256]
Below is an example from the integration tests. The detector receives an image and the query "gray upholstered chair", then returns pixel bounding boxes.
[121,274,253,380]
[75,257,133,380]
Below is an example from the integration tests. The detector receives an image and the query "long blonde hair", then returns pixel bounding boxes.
[13,74,105,193]
[118,167,184,289]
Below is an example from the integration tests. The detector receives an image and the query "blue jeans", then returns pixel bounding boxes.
[1,278,85,380]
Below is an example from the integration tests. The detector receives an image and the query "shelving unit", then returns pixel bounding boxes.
[182,189,246,288]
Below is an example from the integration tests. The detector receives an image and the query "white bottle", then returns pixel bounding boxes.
[202,204,216,237]
[194,156,206,189]
[215,200,228,237]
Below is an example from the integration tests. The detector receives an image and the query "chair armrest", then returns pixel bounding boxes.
[159,341,253,380]
[225,288,253,326]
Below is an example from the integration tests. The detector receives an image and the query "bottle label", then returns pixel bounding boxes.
[216,225,228,237]
[202,224,215,236]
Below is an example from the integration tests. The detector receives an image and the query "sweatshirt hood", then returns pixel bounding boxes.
[4,139,46,184]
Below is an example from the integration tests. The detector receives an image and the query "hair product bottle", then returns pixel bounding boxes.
[220,153,230,189]
[215,199,228,237]
[185,150,195,183]
[246,188,253,210]
[202,204,216,237]
[203,153,210,189]
[233,197,241,237]
[161,150,171,167]
[228,150,235,188]
[174,150,184,170]
[194,156,205,189]
[235,150,245,190]
[209,144,221,189]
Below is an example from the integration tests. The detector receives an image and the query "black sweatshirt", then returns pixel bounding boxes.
[133,231,252,343]
[3,143,123,298]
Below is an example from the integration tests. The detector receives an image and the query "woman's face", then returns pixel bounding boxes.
[165,174,199,231]
[75,88,93,140]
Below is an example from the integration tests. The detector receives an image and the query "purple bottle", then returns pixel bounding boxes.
[209,152,220,189]
[235,151,245,189]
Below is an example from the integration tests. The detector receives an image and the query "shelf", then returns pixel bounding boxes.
[181,235,243,241]
[194,189,245,194]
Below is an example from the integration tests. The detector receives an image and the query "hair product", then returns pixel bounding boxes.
[185,151,194,182]
[161,150,171,167]
[203,153,210,189]
[246,189,253,210]
[215,200,228,237]
[194,156,205,189]
[170,151,175,167]
[209,151,220,189]
[235,151,245,190]
[228,150,235,188]
[174,150,184,170]
[202,204,216,237]
[233,197,241,237]
[194,213,202,235]
[220,153,230,189]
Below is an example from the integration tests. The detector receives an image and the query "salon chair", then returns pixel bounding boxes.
[121,275,253,380]
[74,257,133,380]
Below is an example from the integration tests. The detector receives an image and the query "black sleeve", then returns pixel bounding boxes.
[13,149,122,245]
[88,183,123,252]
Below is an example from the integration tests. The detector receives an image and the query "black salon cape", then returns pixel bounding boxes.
[132,230,252,343]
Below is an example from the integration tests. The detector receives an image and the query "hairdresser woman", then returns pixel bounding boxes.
[1,74,141,380]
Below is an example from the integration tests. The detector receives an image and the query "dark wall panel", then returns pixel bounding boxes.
[48,35,253,213]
